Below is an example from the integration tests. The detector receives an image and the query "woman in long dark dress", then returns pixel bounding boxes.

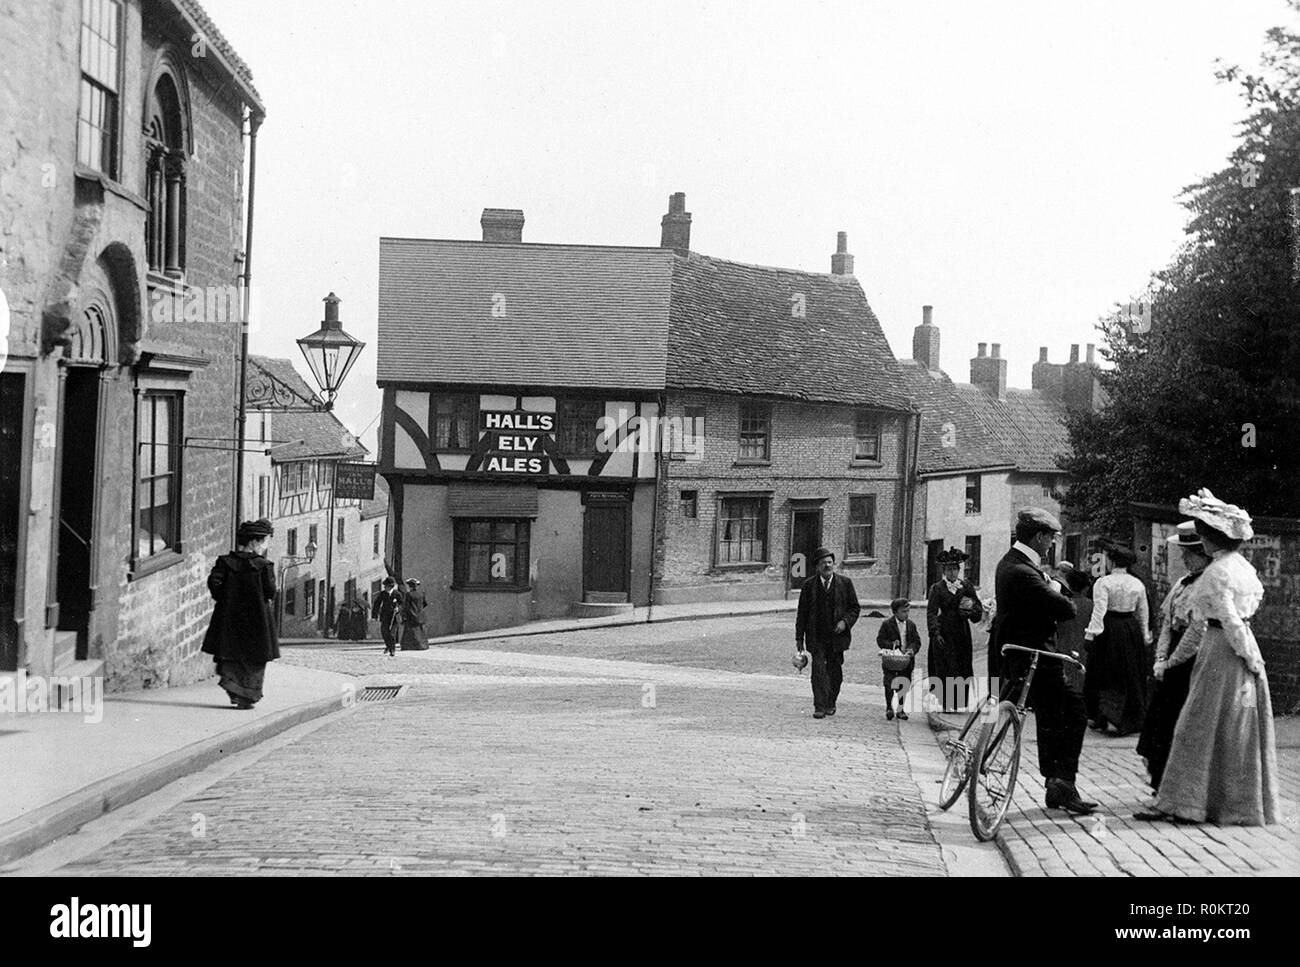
[201,519,280,708]
[1083,541,1151,736]
[1137,523,1210,791]
[925,547,983,712]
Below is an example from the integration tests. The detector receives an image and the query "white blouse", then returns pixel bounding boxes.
[1169,551,1265,671]
[1084,570,1150,641]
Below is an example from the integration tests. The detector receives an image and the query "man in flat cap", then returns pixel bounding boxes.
[795,546,860,718]
[989,508,1096,814]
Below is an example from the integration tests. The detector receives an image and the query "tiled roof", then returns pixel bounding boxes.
[667,254,913,411]
[248,356,368,463]
[896,361,1014,475]
[956,385,1072,474]
[377,238,674,390]
[167,0,262,104]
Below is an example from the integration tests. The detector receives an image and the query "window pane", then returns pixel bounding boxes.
[467,542,490,583]
[469,521,491,542]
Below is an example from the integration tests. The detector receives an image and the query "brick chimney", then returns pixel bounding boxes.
[481,208,524,242]
[1031,346,1062,399]
[970,342,1007,397]
[912,305,941,371]
[660,192,691,253]
[1062,342,1103,412]
[831,231,854,275]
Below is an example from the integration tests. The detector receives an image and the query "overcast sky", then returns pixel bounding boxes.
[201,0,1293,452]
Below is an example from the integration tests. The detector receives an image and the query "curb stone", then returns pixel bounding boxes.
[0,692,350,867]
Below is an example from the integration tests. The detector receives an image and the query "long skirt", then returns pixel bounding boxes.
[1084,611,1149,735]
[928,632,973,711]
[400,621,427,651]
[1155,628,1280,825]
[216,659,266,705]
[1136,657,1195,791]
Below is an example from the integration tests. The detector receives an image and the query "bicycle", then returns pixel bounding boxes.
[968,643,1085,841]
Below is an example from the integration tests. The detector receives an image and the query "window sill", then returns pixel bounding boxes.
[732,459,771,468]
[843,556,878,566]
[74,165,149,211]
[850,459,883,469]
[452,583,532,594]
[712,562,771,572]
[146,270,188,295]
[129,548,185,580]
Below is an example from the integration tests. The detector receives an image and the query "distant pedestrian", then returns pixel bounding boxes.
[201,519,280,709]
[399,577,428,651]
[372,577,402,656]
[1137,523,1211,792]
[877,597,921,720]
[1137,490,1280,826]
[1051,563,1093,696]
[925,547,983,712]
[794,547,860,719]
[1083,541,1151,736]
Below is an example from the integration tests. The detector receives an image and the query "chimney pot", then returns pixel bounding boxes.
[922,305,933,326]
[481,208,524,243]
[660,192,692,253]
[830,231,854,275]
[1038,347,1048,362]
[971,342,1007,397]
[912,307,940,371]
[1086,343,1095,364]
[977,342,987,358]
[991,343,1001,359]
[1069,344,1080,363]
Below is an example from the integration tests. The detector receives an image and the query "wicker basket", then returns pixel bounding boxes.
[881,649,912,672]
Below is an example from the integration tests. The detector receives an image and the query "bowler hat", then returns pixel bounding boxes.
[383,577,397,587]
[811,546,835,563]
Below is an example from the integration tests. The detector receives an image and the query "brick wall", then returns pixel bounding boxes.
[655,392,908,603]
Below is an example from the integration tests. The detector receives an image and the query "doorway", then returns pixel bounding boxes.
[583,499,629,599]
[53,367,101,659]
[789,508,823,589]
[0,373,24,670]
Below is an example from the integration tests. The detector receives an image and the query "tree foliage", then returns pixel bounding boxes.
[1061,4,1300,535]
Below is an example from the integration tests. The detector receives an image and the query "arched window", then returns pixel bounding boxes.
[144,65,190,278]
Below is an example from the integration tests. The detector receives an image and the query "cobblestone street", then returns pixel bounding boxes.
[25,617,957,876]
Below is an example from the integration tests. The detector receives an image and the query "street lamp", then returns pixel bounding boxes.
[277,539,318,636]
[296,292,365,411]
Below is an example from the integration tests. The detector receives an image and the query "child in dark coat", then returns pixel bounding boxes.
[877,597,922,720]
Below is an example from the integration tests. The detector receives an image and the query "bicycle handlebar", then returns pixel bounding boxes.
[1000,643,1085,671]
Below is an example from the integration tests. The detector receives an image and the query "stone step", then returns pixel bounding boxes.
[52,630,78,668]
[571,601,635,619]
[583,591,629,604]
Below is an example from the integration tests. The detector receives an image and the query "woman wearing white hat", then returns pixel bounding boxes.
[1136,522,1211,791]
[1136,490,1280,825]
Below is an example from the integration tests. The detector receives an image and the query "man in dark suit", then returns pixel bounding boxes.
[795,547,861,719]
[990,508,1096,815]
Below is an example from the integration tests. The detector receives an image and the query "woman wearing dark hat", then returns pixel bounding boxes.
[399,577,428,651]
[925,547,983,712]
[201,519,280,709]
[1082,539,1151,735]
[1136,522,1211,791]
[1138,490,1280,826]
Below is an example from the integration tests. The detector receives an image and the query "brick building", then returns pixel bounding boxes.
[242,356,389,639]
[377,196,919,637]
[899,307,1103,595]
[0,0,262,692]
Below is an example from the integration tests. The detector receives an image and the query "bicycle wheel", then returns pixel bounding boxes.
[936,699,989,810]
[967,700,1023,841]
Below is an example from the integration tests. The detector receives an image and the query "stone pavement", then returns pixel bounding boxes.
[925,650,1300,877]
[13,633,963,876]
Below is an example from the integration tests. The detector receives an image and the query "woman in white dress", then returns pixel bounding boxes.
[1082,541,1151,735]
[1136,490,1280,826]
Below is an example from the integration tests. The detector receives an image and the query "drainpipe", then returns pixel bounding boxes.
[646,391,666,623]
[233,109,262,540]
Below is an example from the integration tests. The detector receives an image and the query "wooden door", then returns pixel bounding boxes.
[583,502,629,597]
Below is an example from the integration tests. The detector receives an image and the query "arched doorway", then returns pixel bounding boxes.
[48,288,116,659]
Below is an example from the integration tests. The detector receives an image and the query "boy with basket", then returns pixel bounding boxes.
[877,597,922,720]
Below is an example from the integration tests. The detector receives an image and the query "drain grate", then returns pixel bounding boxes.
[358,685,404,703]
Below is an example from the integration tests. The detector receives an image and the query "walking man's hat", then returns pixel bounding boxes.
[1017,507,1062,533]
[812,546,835,563]
[383,576,397,587]
[1166,521,1203,547]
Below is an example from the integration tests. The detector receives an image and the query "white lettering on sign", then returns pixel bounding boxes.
[496,436,539,452]
[484,456,543,474]
[482,411,555,432]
